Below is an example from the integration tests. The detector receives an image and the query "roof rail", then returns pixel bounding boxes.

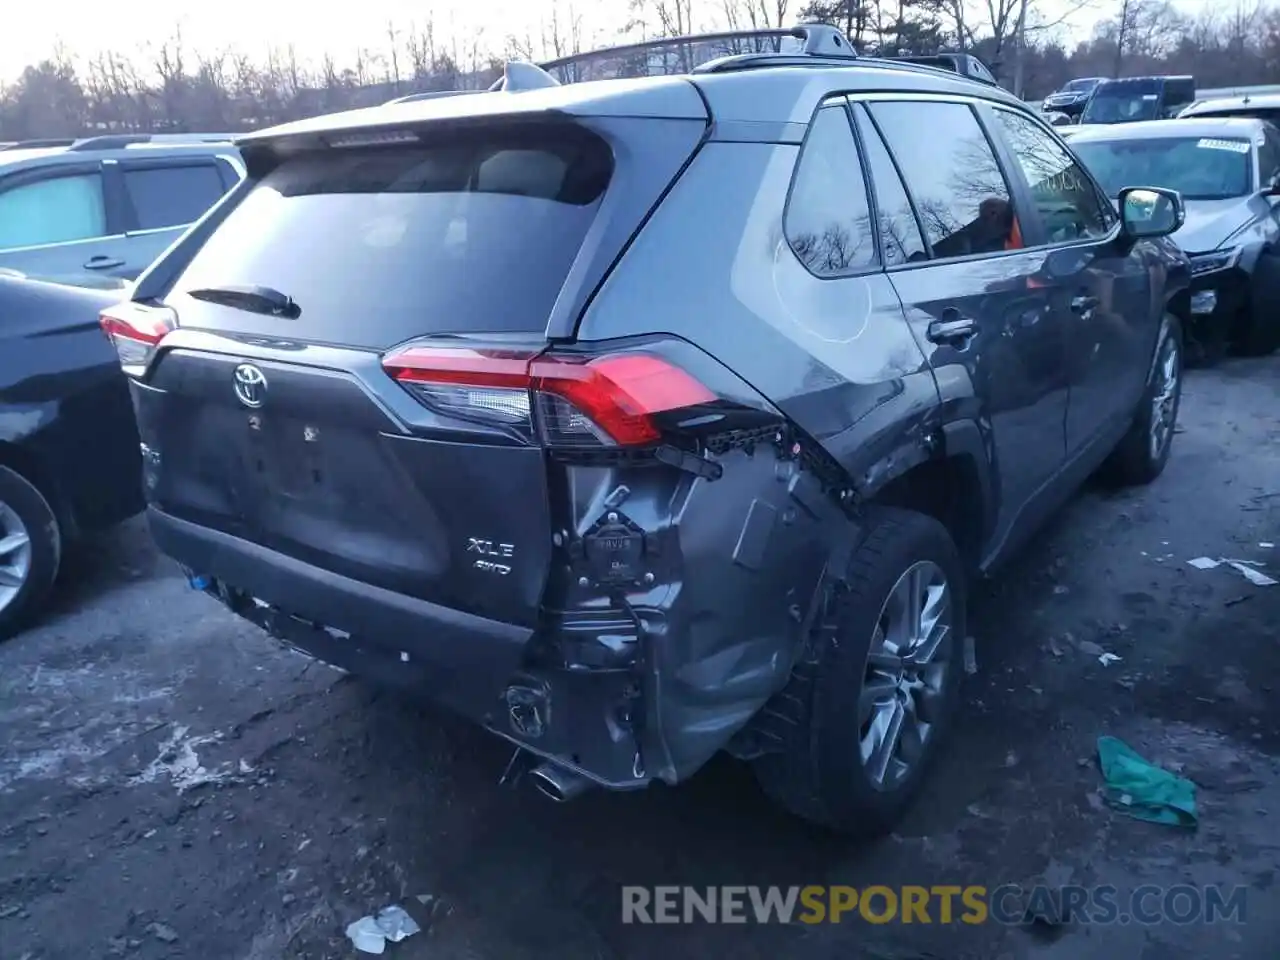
[538,23,854,82]
[880,53,998,85]
[0,138,78,151]
[68,132,237,151]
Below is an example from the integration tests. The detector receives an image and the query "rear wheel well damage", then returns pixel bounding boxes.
[870,456,985,572]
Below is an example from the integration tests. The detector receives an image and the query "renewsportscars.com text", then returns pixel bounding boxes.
[621,884,1248,925]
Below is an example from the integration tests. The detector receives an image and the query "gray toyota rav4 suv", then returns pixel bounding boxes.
[103,25,1191,835]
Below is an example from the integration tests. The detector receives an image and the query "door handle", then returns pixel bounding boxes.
[84,255,125,270]
[926,314,977,345]
[1070,294,1100,314]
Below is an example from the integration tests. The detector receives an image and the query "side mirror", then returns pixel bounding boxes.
[1118,186,1185,240]
[1262,175,1280,197]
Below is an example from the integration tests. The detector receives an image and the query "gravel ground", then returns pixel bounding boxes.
[2,358,1279,960]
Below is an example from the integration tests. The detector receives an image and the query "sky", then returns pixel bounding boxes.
[0,0,1219,84]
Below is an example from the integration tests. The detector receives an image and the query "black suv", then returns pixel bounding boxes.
[103,25,1191,834]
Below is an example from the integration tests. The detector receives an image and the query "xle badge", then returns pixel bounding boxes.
[467,538,515,576]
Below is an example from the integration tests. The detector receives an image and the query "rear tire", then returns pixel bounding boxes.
[1104,313,1182,487]
[0,465,62,641]
[1235,255,1280,357]
[750,507,966,837]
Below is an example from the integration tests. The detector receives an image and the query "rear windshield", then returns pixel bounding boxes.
[169,126,614,346]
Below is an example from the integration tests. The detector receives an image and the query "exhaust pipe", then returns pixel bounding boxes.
[529,762,593,802]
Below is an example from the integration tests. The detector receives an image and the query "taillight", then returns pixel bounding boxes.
[99,302,176,378]
[381,345,716,447]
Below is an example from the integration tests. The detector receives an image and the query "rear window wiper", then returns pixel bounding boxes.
[185,284,300,319]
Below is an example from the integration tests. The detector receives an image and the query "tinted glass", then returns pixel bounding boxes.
[1260,125,1280,187]
[851,105,927,265]
[785,105,876,275]
[870,101,1016,260]
[992,110,1113,243]
[1082,82,1162,124]
[0,172,106,249]
[170,127,614,347]
[1065,78,1099,93]
[125,164,227,230]
[1073,136,1252,200]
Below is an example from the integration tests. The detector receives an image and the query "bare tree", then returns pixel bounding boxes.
[151,29,187,129]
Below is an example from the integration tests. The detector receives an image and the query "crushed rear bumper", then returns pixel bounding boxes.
[148,506,651,788]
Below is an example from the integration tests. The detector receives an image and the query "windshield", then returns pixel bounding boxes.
[1082,84,1161,123]
[1072,136,1253,200]
[1065,78,1099,93]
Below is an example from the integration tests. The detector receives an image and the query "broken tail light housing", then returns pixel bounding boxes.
[99,302,177,378]
[381,345,717,447]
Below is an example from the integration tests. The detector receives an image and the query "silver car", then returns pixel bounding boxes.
[0,134,244,284]
[1070,117,1280,359]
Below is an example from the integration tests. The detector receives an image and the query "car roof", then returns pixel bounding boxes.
[240,56,1026,150]
[1068,117,1263,142]
[1183,92,1280,114]
[0,137,241,174]
[1095,75,1193,85]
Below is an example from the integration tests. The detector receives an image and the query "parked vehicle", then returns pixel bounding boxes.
[105,24,1190,835]
[1080,76,1196,125]
[0,134,244,284]
[1071,118,1280,358]
[1178,92,1280,124]
[1041,77,1106,119]
[0,272,144,638]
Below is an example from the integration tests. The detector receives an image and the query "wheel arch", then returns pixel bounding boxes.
[0,441,76,540]
[860,419,995,573]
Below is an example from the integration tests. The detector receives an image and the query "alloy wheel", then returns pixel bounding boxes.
[858,561,953,790]
[1149,333,1181,461]
[0,498,32,615]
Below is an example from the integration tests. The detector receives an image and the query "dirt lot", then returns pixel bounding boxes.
[2,358,1279,960]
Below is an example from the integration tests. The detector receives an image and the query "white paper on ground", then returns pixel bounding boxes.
[1226,562,1279,587]
[1187,555,1278,586]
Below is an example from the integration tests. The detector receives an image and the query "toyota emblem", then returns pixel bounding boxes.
[233,363,267,408]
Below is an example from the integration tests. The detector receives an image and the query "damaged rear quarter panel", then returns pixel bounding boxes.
[575,141,939,783]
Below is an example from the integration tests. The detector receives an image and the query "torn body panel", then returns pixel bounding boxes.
[513,437,837,786]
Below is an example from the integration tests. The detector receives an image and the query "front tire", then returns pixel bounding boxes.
[1104,313,1182,487]
[0,465,62,641]
[750,507,966,837]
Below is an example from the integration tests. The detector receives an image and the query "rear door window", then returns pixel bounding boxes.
[124,163,228,230]
[785,103,877,275]
[169,126,614,348]
[0,171,107,250]
[869,101,1017,260]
